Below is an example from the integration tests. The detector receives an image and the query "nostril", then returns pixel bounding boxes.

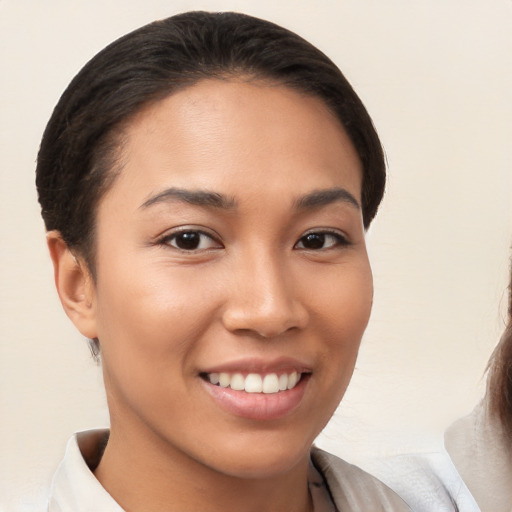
[220,266,309,336]
[222,307,308,339]
[254,324,299,339]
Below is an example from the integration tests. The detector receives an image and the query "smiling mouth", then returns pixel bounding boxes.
[202,371,303,394]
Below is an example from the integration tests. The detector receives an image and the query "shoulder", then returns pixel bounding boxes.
[445,400,512,511]
[367,450,481,512]
[311,447,412,511]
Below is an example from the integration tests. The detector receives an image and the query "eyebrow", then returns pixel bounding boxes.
[140,187,236,210]
[294,187,360,211]
[140,186,359,212]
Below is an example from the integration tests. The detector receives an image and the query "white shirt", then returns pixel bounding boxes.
[369,449,481,512]
[445,400,512,512]
[48,430,123,511]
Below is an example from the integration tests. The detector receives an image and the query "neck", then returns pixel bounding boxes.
[93,425,313,512]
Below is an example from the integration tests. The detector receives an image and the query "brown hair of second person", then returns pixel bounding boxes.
[487,256,512,437]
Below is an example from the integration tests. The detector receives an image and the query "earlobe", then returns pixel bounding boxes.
[46,231,98,339]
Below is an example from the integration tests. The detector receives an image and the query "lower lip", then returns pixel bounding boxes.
[202,375,310,421]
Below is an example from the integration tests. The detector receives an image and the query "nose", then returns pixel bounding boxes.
[221,253,309,338]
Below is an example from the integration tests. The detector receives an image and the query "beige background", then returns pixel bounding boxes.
[1,0,511,509]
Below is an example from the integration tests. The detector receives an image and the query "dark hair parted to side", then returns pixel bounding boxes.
[36,11,386,272]
[487,256,512,438]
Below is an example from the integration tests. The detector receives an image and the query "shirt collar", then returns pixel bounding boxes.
[48,429,123,512]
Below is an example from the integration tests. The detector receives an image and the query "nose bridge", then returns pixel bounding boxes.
[222,245,307,337]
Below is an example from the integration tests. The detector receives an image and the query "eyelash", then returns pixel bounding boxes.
[158,229,222,252]
[157,228,350,252]
[294,230,350,251]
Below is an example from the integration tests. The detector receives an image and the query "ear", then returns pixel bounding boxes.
[46,231,98,339]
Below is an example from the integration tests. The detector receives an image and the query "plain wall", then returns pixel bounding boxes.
[1,0,511,509]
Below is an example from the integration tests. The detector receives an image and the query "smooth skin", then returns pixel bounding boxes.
[48,79,373,512]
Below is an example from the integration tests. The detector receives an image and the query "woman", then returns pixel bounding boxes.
[445,260,512,511]
[36,11,410,511]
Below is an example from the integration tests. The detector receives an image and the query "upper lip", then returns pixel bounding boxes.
[200,356,312,375]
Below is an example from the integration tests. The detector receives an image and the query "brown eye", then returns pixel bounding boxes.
[174,232,201,250]
[164,230,221,251]
[295,231,348,250]
[301,233,326,249]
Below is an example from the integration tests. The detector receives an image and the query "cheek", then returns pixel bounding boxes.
[94,267,200,421]
[92,253,228,382]
[312,258,373,339]
[302,259,373,428]
[310,258,373,380]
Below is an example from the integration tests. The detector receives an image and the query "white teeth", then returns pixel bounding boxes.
[244,373,262,393]
[278,373,288,391]
[287,371,298,390]
[218,372,230,388]
[230,373,245,391]
[262,374,279,393]
[207,371,302,393]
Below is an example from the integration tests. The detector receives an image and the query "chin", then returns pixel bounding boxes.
[195,430,316,480]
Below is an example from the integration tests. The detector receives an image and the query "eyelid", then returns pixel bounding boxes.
[157,226,223,251]
[294,228,350,250]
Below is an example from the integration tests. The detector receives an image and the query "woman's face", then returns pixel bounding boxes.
[85,79,373,478]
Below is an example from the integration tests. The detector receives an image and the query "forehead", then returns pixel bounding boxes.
[103,79,363,210]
